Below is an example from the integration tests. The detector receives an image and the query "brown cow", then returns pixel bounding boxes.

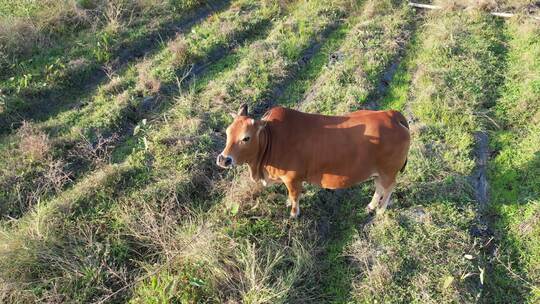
[217,104,410,218]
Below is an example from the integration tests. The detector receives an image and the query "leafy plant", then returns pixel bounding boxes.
[93,31,114,63]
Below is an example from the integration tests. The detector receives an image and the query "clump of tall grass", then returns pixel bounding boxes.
[120,194,314,303]
[0,121,71,218]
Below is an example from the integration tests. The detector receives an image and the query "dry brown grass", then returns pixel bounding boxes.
[0,220,132,303]
[103,0,133,34]
[0,18,41,59]
[69,131,119,168]
[17,121,51,161]
[0,278,35,304]
[136,60,162,94]
[219,169,265,212]
[0,1,93,63]
[219,240,313,304]
[518,209,540,236]
[346,234,394,297]
[119,196,204,259]
[0,162,137,302]
[118,167,313,302]
[120,197,228,300]
[434,0,498,11]
[0,121,71,218]
[0,0,185,69]
[168,34,190,66]
[101,74,126,94]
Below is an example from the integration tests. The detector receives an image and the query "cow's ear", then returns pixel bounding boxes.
[256,119,268,134]
[237,104,248,116]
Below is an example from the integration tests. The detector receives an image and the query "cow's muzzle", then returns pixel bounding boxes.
[216,154,233,168]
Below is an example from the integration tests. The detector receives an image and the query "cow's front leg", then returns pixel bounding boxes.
[284,180,302,219]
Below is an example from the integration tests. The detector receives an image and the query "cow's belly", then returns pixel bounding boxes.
[307,143,374,189]
[313,170,372,189]
[261,167,283,187]
[306,157,374,189]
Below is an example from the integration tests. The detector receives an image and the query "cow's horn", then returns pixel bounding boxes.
[237,104,248,116]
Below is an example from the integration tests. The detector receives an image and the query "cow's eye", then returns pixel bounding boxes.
[242,136,250,142]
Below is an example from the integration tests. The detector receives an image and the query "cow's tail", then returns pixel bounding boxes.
[393,110,410,130]
[393,110,409,174]
[400,158,408,173]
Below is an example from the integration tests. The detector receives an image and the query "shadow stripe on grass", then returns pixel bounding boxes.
[0,0,232,135]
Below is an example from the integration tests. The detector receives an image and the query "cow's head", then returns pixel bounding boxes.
[217,104,266,168]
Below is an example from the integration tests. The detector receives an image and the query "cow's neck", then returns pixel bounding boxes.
[248,123,271,182]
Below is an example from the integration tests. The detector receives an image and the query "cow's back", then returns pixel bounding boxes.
[263,107,410,189]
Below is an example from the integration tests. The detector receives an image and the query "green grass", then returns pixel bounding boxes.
[275,20,354,108]
[403,11,506,191]
[0,0,358,301]
[298,0,415,114]
[344,8,508,303]
[486,18,540,303]
[0,0,278,220]
[0,0,45,17]
[1,0,539,303]
[379,30,420,112]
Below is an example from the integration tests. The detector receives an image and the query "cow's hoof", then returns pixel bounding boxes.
[290,207,300,219]
[365,205,376,215]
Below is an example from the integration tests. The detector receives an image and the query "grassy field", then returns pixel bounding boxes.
[0,0,539,303]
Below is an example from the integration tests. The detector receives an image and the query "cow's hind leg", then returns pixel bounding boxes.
[376,175,396,215]
[284,180,302,219]
[366,177,384,213]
